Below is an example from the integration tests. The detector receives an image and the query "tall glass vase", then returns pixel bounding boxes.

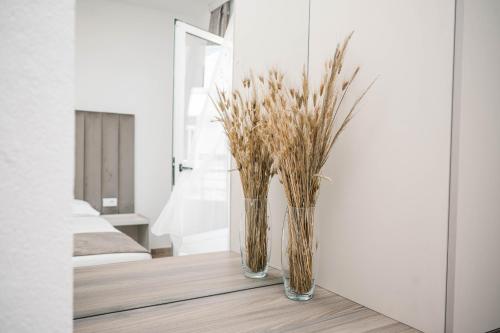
[281,206,319,301]
[239,198,271,278]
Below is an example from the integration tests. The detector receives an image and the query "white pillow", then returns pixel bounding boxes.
[72,199,100,217]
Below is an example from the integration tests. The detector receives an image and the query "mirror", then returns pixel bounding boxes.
[73,0,233,270]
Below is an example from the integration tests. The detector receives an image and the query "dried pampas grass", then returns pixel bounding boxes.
[262,33,375,294]
[214,76,274,273]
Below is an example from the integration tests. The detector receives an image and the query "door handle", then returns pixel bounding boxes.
[172,157,176,186]
[179,163,193,172]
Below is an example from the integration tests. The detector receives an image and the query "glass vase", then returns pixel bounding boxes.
[281,206,319,301]
[239,198,271,278]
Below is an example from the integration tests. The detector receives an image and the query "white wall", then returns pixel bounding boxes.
[309,1,454,332]
[75,0,209,248]
[0,1,73,332]
[230,0,310,267]
[447,1,500,332]
[233,1,455,332]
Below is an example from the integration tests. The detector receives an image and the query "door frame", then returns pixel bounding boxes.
[171,19,232,252]
[172,20,226,188]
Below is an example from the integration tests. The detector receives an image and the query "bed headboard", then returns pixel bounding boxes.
[75,110,135,214]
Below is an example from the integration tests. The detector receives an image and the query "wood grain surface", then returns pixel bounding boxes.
[74,284,420,333]
[74,252,282,319]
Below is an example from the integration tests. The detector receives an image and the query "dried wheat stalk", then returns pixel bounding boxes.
[262,33,375,294]
[214,76,274,273]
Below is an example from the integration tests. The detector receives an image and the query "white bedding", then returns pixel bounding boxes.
[72,216,151,267]
[73,252,152,267]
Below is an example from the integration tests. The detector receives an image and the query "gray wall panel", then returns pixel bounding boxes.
[76,111,134,213]
[119,114,135,213]
[101,113,120,214]
[83,112,102,211]
[75,111,85,199]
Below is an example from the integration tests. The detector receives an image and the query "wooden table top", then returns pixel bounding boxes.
[74,251,282,319]
[74,284,419,333]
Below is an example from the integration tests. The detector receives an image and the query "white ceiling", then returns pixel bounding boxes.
[115,0,217,16]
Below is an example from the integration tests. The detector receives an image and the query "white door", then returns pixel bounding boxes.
[171,20,232,254]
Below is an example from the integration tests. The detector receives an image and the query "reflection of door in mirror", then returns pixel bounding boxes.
[166,20,232,255]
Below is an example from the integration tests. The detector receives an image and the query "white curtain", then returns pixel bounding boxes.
[209,1,231,37]
[152,20,233,256]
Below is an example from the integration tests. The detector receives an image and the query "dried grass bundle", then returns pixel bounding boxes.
[262,33,375,294]
[215,76,274,273]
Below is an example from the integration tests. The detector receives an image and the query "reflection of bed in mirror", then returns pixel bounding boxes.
[71,212,151,267]
[73,111,152,267]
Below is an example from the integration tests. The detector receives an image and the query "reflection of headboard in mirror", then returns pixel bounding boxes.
[75,110,134,214]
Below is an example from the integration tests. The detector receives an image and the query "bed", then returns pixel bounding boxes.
[72,200,152,267]
[72,112,152,267]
